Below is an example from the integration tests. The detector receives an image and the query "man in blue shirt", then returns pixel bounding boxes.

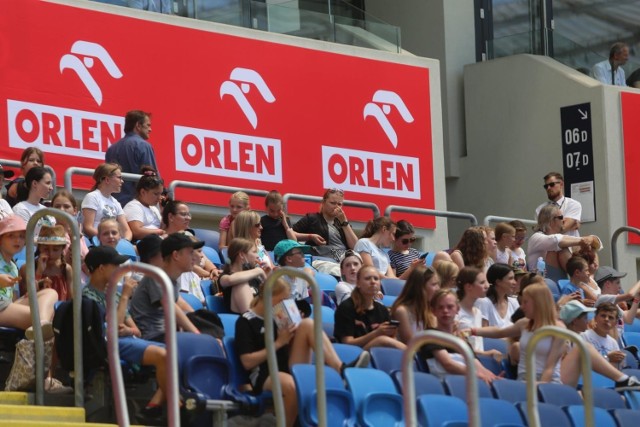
[106,110,159,206]
[592,42,629,86]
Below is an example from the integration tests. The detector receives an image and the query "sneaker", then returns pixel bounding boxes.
[615,375,640,392]
[136,405,166,426]
[25,322,54,341]
[340,351,370,377]
[44,377,73,394]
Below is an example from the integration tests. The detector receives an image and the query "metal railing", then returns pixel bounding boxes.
[106,263,180,426]
[385,205,478,226]
[283,193,380,218]
[168,180,269,200]
[263,267,326,427]
[0,159,57,191]
[525,326,594,427]
[64,166,142,193]
[402,330,480,427]
[483,215,536,228]
[24,209,83,406]
[610,226,640,270]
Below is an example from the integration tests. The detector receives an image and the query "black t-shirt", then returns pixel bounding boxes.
[235,311,289,393]
[333,297,390,342]
[260,215,291,251]
[220,271,260,314]
[418,328,475,361]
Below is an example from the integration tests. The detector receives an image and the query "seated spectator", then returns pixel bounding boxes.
[582,302,625,369]
[12,166,54,225]
[81,163,132,241]
[219,191,249,249]
[592,42,629,86]
[233,210,273,269]
[273,239,314,316]
[334,265,405,350]
[236,278,370,427]
[354,217,397,278]
[494,222,515,265]
[435,260,459,289]
[177,234,207,305]
[219,238,269,314]
[419,288,499,384]
[161,199,192,235]
[82,246,168,424]
[574,247,601,297]
[0,165,14,218]
[123,167,165,241]
[509,220,528,270]
[562,256,598,306]
[475,263,519,328]
[335,250,363,305]
[19,225,73,301]
[390,265,439,344]
[136,234,163,266]
[129,233,201,341]
[481,225,497,267]
[450,227,489,271]
[593,266,640,344]
[292,189,358,275]
[6,147,44,207]
[97,218,121,249]
[260,190,298,251]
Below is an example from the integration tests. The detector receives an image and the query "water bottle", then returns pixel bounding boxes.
[536,257,546,277]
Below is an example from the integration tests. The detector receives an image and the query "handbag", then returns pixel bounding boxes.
[186,309,225,339]
[5,338,53,391]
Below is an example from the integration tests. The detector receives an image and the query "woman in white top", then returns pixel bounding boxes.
[335,250,363,305]
[475,263,519,328]
[123,167,165,241]
[232,210,274,269]
[12,166,54,224]
[354,217,396,278]
[81,163,132,241]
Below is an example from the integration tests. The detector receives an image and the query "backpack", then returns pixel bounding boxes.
[52,297,108,375]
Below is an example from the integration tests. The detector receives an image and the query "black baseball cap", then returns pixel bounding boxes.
[161,232,204,258]
[137,234,163,263]
[85,246,129,273]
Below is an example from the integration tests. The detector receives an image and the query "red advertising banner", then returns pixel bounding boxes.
[622,92,640,244]
[0,0,436,227]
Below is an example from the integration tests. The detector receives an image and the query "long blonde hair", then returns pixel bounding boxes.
[232,210,262,242]
[251,278,289,308]
[522,283,557,331]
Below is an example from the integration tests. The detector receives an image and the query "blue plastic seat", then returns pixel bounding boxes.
[624,318,640,334]
[381,278,405,296]
[200,279,213,297]
[202,245,222,267]
[442,374,493,400]
[320,305,335,324]
[624,332,640,348]
[218,313,239,338]
[370,347,414,375]
[591,387,627,409]
[291,364,356,427]
[344,368,404,427]
[478,397,525,427]
[116,239,138,261]
[515,401,572,427]
[483,337,508,355]
[315,273,338,293]
[578,371,615,389]
[564,405,617,427]
[625,390,640,409]
[537,383,582,406]
[611,408,640,427]
[181,292,204,310]
[477,354,503,376]
[380,295,397,307]
[181,333,229,399]
[416,394,468,427]
[333,343,369,365]
[491,378,527,403]
[392,371,446,396]
[192,228,221,250]
[544,278,560,301]
[206,295,229,314]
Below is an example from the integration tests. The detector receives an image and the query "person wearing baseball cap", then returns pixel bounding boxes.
[593,265,640,341]
[559,300,596,330]
[274,239,314,316]
[82,245,168,424]
[136,234,163,265]
[129,232,202,342]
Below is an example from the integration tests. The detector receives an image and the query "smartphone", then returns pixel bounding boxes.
[389,320,400,327]
[418,253,428,260]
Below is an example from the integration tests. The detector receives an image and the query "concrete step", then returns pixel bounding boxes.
[0,403,85,422]
[0,422,142,426]
[0,391,31,405]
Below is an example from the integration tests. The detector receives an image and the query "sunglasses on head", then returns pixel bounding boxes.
[401,237,417,244]
[543,181,562,190]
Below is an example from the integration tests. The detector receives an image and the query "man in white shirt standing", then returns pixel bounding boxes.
[535,172,582,237]
[592,42,629,86]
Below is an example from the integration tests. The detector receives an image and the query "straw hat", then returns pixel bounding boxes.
[37,225,67,246]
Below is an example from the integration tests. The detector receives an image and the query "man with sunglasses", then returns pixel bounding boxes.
[535,172,582,237]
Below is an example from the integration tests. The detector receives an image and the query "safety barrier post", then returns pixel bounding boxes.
[483,215,536,227]
[64,166,141,193]
[384,205,477,226]
[610,226,640,270]
[168,180,269,199]
[0,159,56,192]
[283,193,381,218]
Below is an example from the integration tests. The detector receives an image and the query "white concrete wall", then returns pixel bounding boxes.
[460,54,640,282]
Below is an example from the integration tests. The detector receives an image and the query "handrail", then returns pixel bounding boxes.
[0,159,57,191]
[525,326,593,427]
[402,330,480,427]
[25,209,83,406]
[106,263,180,427]
[263,268,326,427]
[610,226,640,270]
[282,193,380,218]
[64,166,142,193]
[385,205,477,226]
[168,180,269,200]
[483,215,537,228]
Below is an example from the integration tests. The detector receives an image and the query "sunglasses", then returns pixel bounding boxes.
[543,181,562,190]
[554,215,564,220]
[401,237,417,244]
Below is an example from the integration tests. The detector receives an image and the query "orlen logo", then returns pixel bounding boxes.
[59,41,123,106]
[219,68,275,129]
[363,90,414,148]
[321,90,420,199]
[174,68,282,183]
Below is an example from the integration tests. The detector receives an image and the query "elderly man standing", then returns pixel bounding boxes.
[528,204,599,282]
[536,172,582,237]
[106,110,159,206]
[592,42,630,86]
